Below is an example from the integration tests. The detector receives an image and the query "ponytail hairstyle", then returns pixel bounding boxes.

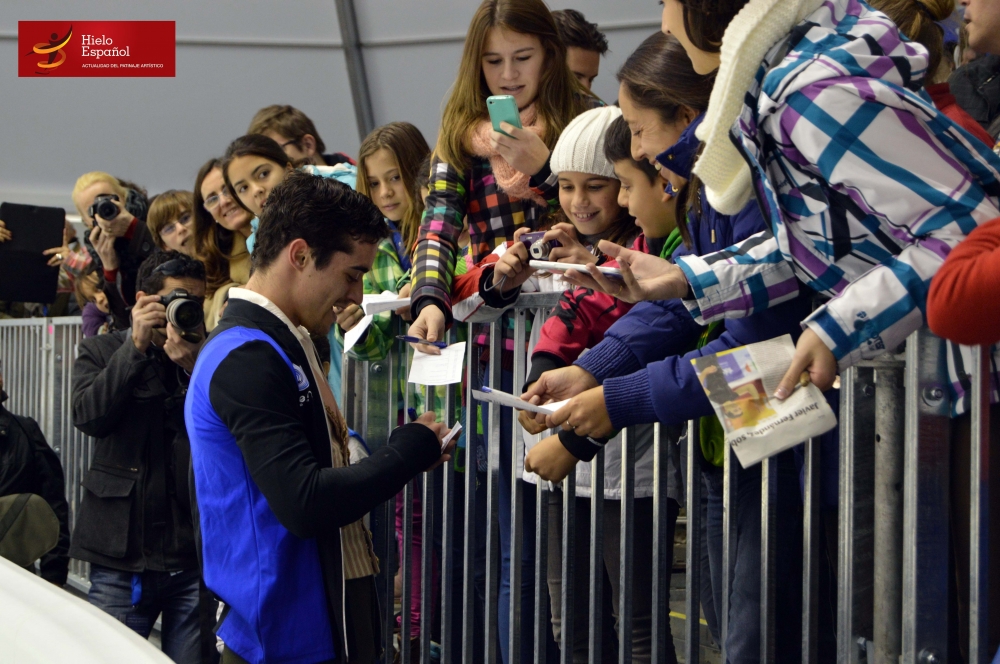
[355,122,431,259]
[192,158,235,295]
[436,0,593,169]
[676,0,750,53]
[868,0,954,80]
[616,32,716,245]
[221,134,293,215]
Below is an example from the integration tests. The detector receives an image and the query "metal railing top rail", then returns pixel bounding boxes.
[465,292,564,323]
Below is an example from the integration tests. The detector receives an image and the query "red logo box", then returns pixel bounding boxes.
[19,21,175,77]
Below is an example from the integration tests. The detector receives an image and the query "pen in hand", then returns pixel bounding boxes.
[397,335,447,349]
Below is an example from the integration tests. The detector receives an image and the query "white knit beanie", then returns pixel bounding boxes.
[550,105,622,179]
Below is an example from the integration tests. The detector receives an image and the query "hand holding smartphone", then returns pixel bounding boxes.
[487,95,523,138]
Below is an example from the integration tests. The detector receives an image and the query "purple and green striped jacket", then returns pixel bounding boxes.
[675,0,1000,416]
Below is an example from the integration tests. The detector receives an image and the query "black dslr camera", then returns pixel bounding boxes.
[160,289,204,341]
[87,194,120,222]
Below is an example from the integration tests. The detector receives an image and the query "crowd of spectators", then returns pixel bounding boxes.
[3,0,1000,663]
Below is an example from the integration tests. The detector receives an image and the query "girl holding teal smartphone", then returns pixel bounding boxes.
[406,1,597,661]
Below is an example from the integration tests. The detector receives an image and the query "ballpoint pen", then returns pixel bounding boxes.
[396,335,448,349]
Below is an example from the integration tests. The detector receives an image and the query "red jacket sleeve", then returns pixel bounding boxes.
[927,216,1000,345]
[532,280,634,365]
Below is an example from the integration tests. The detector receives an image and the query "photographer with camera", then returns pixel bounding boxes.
[71,172,155,329]
[70,250,209,664]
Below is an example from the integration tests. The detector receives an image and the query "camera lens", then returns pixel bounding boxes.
[96,200,118,221]
[529,241,551,260]
[167,299,204,332]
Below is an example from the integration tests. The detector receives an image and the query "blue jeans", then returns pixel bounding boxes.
[88,564,202,664]
[701,450,803,664]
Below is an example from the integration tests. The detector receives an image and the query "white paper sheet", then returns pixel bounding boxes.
[362,292,411,315]
[407,341,466,386]
[471,388,569,415]
[343,313,374,353]
[441,421,463,451]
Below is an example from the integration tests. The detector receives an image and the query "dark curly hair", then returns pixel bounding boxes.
[252,171,390,273]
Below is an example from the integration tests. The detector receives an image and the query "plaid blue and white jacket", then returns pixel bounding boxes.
[674,0,1000,416]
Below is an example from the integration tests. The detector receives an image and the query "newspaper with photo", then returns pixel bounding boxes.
[690,334,837,468]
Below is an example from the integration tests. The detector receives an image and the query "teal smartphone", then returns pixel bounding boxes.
[487,95,522,137]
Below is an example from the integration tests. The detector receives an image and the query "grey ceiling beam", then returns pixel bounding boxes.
[334,0,376,140]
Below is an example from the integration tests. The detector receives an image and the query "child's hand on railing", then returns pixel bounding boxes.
[524,434,579,482]
[545,386,613,439]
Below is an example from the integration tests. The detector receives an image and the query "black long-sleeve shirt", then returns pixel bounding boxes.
[0,403,70,585]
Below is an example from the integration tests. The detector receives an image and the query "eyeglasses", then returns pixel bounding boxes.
[159,212,192,237]
[278,139,299,150]
[203,188,234,212]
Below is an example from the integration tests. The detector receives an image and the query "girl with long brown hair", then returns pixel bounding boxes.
[192,157,253,330]
[404,1,595,661]
[340,121,430,360]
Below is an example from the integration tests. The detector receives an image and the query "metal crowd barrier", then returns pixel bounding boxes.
[3,304,996,663]
[0,317,94,590]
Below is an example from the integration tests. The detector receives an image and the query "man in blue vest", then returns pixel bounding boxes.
[185,171,453,664]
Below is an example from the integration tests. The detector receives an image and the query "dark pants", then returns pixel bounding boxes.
[429,466,488,662]
[475,358,560,663]
[950,404,1000,662]
[546,493,678,664]
[702,450,803,664]
[88,564,202,664]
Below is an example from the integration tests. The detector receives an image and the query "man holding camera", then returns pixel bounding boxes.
[71,250,208,664]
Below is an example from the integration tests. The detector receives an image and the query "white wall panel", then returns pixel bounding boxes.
[0,0,354,211]
[0,1,660,211]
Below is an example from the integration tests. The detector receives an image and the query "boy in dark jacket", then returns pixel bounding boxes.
[71,250,208,663]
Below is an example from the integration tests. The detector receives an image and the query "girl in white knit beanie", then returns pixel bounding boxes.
[486,105,639,297]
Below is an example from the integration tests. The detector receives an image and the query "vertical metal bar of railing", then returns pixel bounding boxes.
[420,383,435,664]
[484,319,502,664]
[760,455,777,663]
[561,471,576,664]
[721,440,738,662]
[531,305,550,664]
[838,365,877,663]
[902,329,950,663]
[440,330,457,664]
[509,310,527,661]
[874,358,906,664]
[401,354,415,664]
[462,322,478,663]
[969,344,991,664]
[534,472,550,664]
[588,447,605,664]
[802,437,819,663]
[683,421,702,664]
[619,427,635,664]
[381,340,397,656]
